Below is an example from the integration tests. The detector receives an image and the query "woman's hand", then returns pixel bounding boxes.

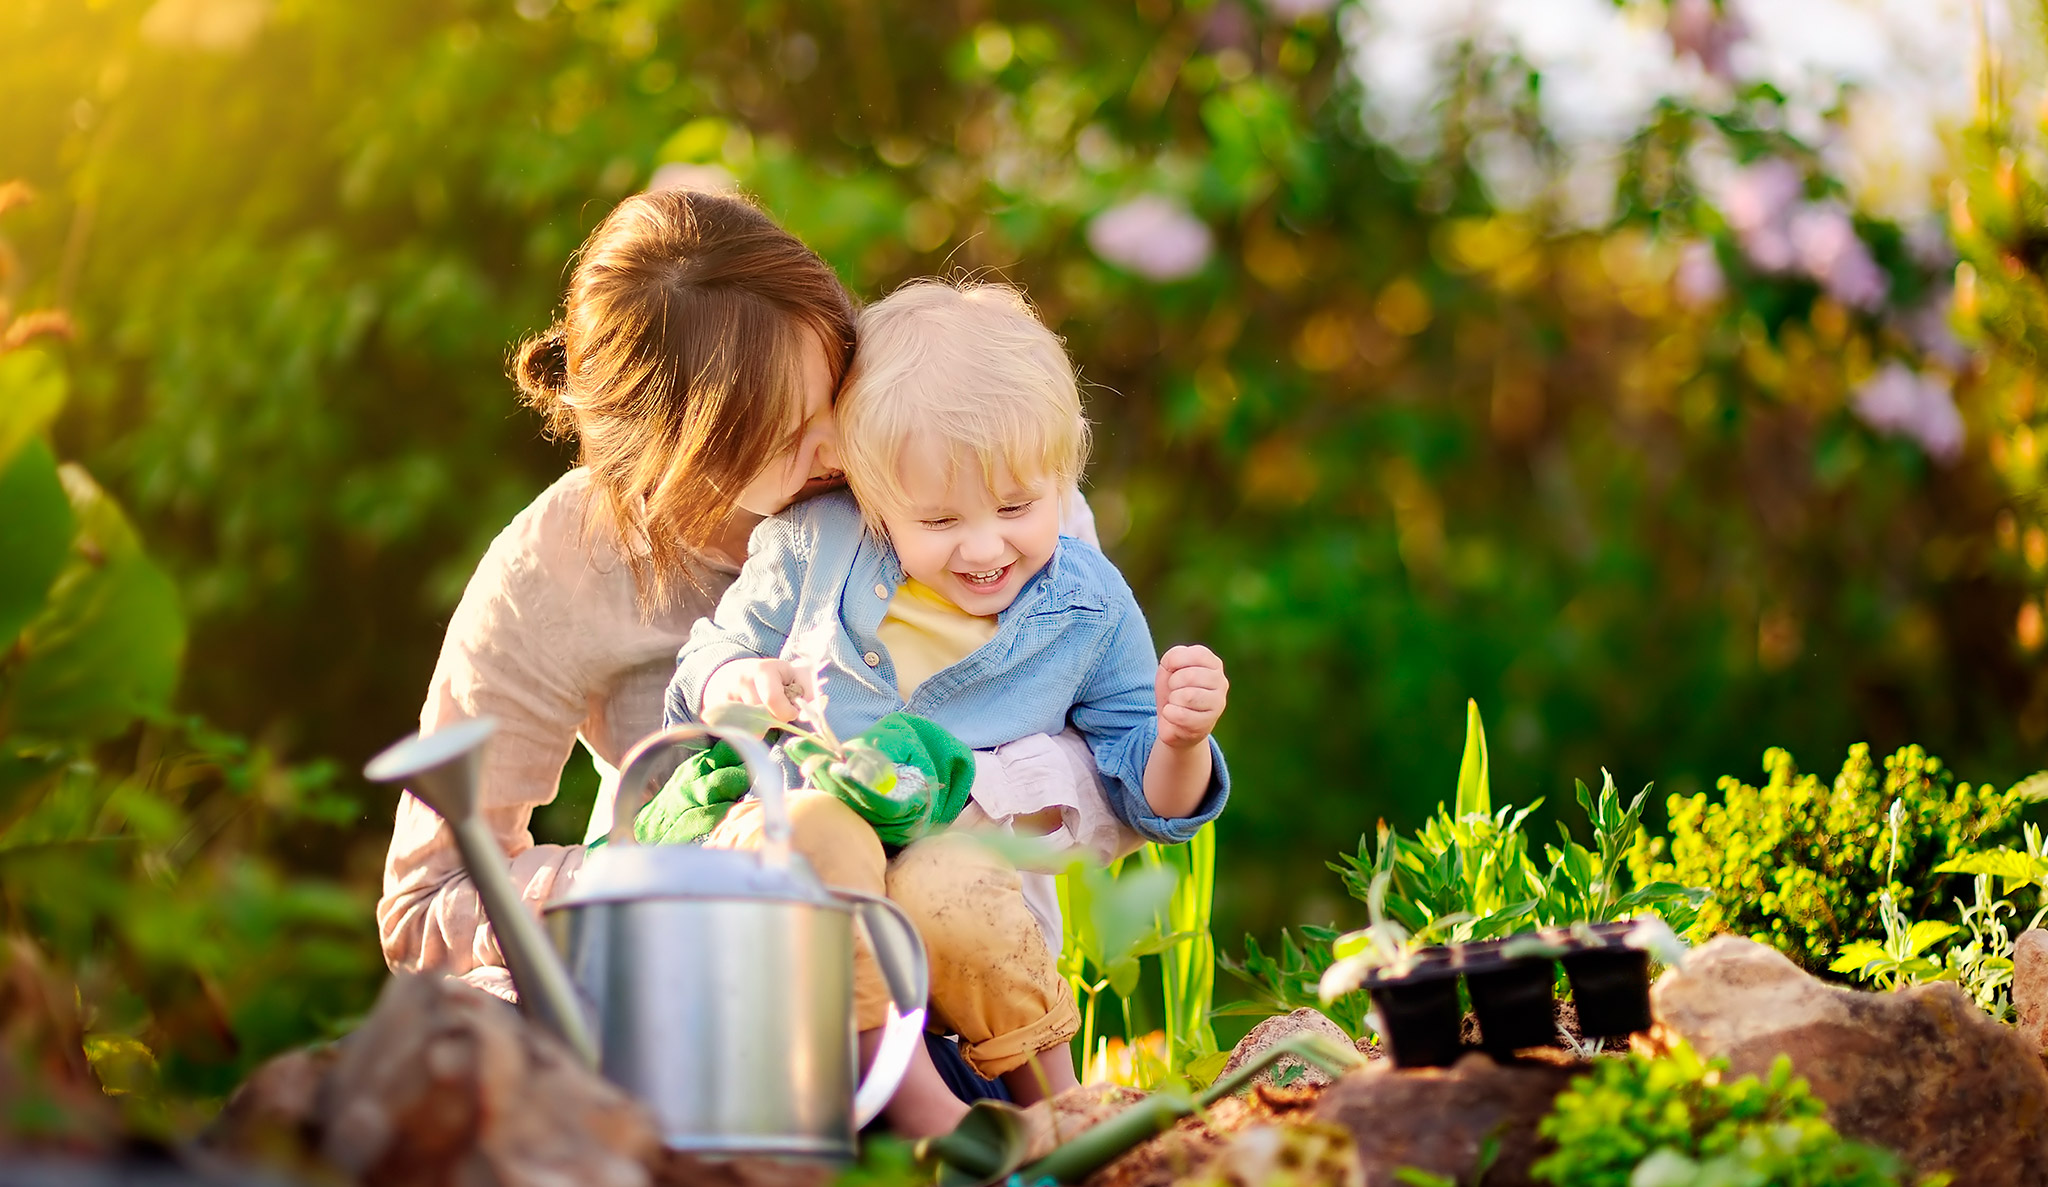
[703,657,805,722]
[1155,644,1228,749]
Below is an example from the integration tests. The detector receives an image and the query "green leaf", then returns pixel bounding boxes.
[836,743,896,795]
[1828,940,1889,975]
[1904,919,1959,957]
[1455,698,1490,819]
[0,439,75,648]
[3,465,185,742]
[1933,848,2048,892]
[0,347,68,471]
[1182,1050,1229,1088]
[702,701,785,738]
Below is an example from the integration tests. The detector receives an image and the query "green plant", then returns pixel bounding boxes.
[1056,841,1208,1091]
[1533,1043,1910,1187]
[1140,826,1221,1080]
[1331,701,1545,944]
[1229,702,1702,1034]
[1337,705,1705,939]
[1217,924,1372,1039]
[1632,744,2029,974]
[1541,772,1708,931]
[1831,800,2023,1017]
[0,330,381,1124]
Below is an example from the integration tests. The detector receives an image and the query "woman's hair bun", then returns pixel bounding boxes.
[513,325,571,407]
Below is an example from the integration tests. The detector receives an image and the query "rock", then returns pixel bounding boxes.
[1190,1122,1362,1187]
[1653,935,2048,1187]
[318,972,659,1187]
[2013,929,2048,1051]
[1221,1009,1355,1089]
[1311,1053,1581,1186]
[200,1044,339,1173]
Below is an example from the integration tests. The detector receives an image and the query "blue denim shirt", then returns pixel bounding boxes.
[664,490,1228,843]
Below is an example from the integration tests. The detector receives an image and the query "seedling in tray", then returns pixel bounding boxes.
[1323,903,1684,1068]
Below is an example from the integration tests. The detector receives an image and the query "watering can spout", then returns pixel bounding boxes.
[364,717,601,1068]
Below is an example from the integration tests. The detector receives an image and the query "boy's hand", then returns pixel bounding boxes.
[1155,644,1227,749]
[703,658,804,722]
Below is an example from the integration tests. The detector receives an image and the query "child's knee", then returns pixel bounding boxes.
[782,792,888,893]
[888,835,1028,957]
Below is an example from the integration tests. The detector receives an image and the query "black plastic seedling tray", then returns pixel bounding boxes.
[1361,920,1656,1068]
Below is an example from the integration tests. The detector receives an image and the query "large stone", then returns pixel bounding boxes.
[317,973,659,1187]
[1221,1008,1356,1089]
[2013,928,2048,1052]
[1310,1052,1582,1186]
[1653,935,2048,1187]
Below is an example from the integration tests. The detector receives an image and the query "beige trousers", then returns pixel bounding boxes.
[706,792,1079,1077]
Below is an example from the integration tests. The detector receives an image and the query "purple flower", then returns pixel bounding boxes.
[1666,0,1747,81]
[1675,240,1727,307]
[1790,202,1888,310]
[1720,159,1803,274]
[1853,362,1963,462]
[1087,196,1214,282]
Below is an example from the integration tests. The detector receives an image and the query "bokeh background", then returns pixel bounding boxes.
[5,0,2048,1110]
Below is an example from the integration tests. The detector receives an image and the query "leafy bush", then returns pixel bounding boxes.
[1,327,382,1128]
[1631,744,2028,973]
[1831,813,2048,1018]
[1534,1045,1909,1187]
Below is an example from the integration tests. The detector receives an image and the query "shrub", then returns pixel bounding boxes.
[1534,1045,1908,1187]
[1630,744,2027,973]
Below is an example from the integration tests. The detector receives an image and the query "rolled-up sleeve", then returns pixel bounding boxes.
[1066,590,1230,845]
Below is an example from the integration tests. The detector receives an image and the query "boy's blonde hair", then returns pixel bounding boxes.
[839,279,1089,529]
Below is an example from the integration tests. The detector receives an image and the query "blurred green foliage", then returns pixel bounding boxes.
[1,0,2045,1115]
[1534,1045,1908,1187]
[1632,744,2028,974]
[0,335,383,1126]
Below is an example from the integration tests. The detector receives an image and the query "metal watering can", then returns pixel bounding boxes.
[365,718,930,1160]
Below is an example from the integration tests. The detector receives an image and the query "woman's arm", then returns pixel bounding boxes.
[377,477,625,984]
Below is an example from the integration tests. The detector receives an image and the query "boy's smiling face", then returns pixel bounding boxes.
[879,434,1062,616]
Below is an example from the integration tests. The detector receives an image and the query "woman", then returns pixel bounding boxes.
[376,186,1121,1133]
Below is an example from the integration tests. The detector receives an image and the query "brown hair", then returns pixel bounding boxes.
[512,189,855,607]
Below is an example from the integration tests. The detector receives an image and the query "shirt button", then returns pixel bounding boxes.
[863,651,881,668]
[874,583,889,599]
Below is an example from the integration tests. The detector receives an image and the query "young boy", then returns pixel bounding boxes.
[663,280,1229,1135]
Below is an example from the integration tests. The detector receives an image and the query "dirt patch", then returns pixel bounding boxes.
[1082,1082,1322,1187]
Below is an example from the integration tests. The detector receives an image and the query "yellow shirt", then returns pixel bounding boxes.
[875,579,999,700]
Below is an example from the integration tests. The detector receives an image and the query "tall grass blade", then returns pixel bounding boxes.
[1455,698,1490,819]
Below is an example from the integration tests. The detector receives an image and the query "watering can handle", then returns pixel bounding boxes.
[609,724,791,867]
[837,890,932,1129]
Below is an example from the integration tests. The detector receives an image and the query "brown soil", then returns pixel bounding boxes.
[1082,1081,1324,1187]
